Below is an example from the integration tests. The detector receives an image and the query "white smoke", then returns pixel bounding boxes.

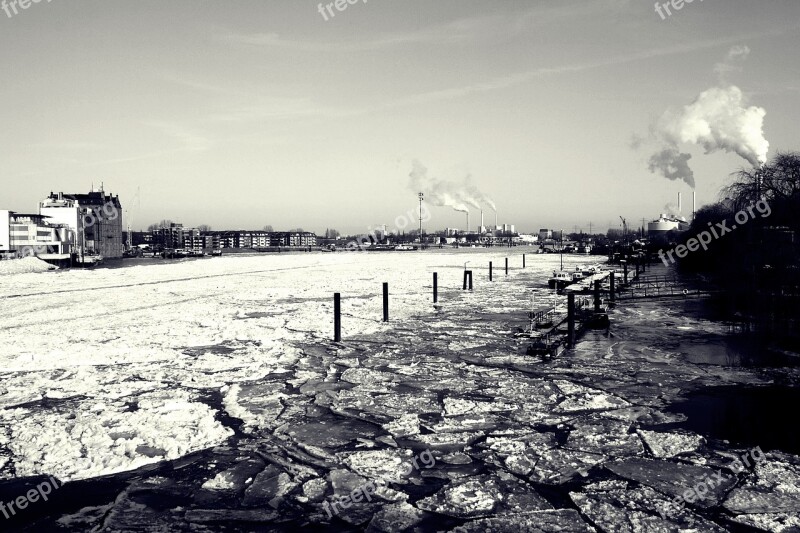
[658,85,768,168]
[409,160,494,214]
[643,46,769,187]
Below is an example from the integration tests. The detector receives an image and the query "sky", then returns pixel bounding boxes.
[0,0,798,235]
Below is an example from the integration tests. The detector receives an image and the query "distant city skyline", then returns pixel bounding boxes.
[1,1,798,234]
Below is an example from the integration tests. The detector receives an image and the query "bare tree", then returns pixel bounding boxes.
[263,225,274,232]
[197,224,212,233]
[147,220,175,232]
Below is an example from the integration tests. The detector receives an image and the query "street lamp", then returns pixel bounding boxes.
[418,192,424,248]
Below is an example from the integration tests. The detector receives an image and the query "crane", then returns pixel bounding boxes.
[619,216,628,245]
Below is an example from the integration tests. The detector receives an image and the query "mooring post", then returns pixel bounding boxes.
[489,261,493,281]
[334,293,341,342]
[523,253,526,268]
[463,270,474,290]
[609,272,616,302]
[594,280,602,312]
[382,282,389,322]
[433,272,438,303]
[468,270,473,290]
[567,292,576,348]
[505,257,508,276]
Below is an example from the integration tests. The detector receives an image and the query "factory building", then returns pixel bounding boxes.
[40,189,124,259]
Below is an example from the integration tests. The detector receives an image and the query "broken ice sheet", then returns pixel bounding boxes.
[565,416,644,457]
[554,379,631,413]
[606,457,736,508]
[338,449,415,484]
[636,429,705,458]
[528,447,606,484]
[366,502,426,532]
[383,413,420,438]
[415,474,503,518]
[452,509,594,533]
[444,397,518,416]
[571,486,727,532]
[723,451,800,525]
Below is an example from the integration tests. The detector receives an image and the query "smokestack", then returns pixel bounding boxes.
[692,191,696,219]
[466,211,470,233]
[678,192,682,214]
[495,211,498,228]
[481,209,484,229]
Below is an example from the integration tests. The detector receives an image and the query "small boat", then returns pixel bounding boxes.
[74,253,104,268]
[394,244,417,251]
[548,271,572,290]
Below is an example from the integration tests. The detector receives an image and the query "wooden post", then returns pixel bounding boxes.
[523,253,526,268]
[334,293,341,342]
[594,280,601,312]
[505,257,508,276]
[567,292,576,348]
[489,261,493,281]
[433,272,438,303]
[463,270,473,290]
[382,282,389,322]
[609,272,616,302]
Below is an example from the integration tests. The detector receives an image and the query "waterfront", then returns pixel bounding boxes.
[0,250,798,531]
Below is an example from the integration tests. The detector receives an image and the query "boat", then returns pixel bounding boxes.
[547,271,572,290]
[394,244,417,251]
[73,253,104,268]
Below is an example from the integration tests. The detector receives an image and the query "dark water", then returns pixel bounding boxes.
[669,386,800,455]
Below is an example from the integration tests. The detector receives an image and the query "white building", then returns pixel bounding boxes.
[0,210,73,259]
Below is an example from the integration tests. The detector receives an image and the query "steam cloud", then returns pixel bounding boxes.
[409,160,495,214]
[658,86,768,168]
[643,46,769,188]
[648,148,695,189]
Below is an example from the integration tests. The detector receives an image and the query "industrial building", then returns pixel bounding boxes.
[40,189,124,259]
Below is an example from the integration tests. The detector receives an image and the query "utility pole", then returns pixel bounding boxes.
[418,192,424,249]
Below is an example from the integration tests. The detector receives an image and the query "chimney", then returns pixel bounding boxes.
[466,211,470,233]
[678,192,682,215]
[495,211,498,228]
[481,209,484,229]
[692,191,696,219]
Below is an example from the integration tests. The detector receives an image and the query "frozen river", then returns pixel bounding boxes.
[0,250,798,531]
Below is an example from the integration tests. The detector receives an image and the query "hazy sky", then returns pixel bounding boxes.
[1,0,798,234]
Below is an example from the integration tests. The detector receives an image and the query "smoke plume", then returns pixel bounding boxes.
[658,85,768,168]
[409,160,495,214]
[648,148,695,188]
[643,46,769,187]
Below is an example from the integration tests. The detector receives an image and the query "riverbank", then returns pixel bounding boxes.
[0,252,797,531]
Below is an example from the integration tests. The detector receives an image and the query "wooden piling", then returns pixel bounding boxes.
[382,282,389,322]
[463,270,474,290]
[594,280,601,312]
[489,261,493,281]
[567,292,576,348]
[334,293,341,342]
[523,254,526,268]
[433,272,438,303]
[505,257,508,276]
